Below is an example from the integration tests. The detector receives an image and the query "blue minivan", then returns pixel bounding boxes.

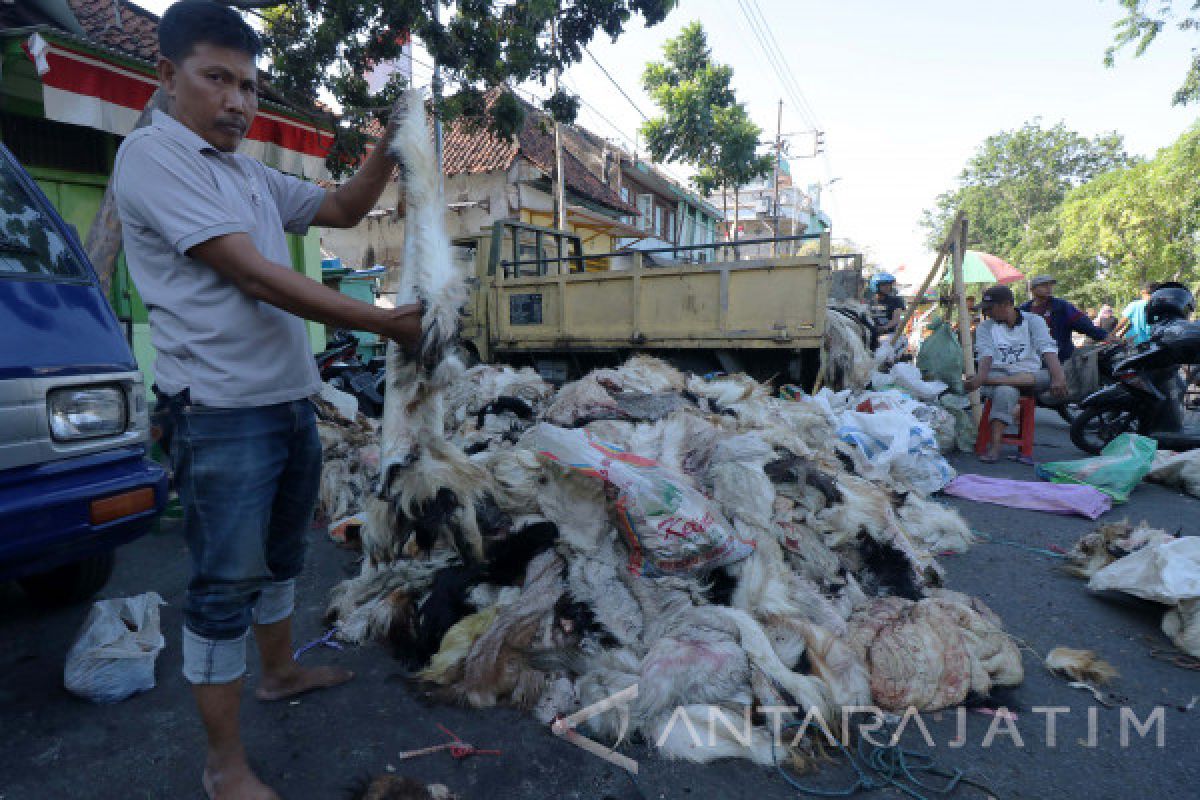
[0,140,166,604]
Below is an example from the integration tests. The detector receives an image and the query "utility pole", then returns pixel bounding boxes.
[431,2,444,191]
[551,9,567,232]
[771,98,782,256]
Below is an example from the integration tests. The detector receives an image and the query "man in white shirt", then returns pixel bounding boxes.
[965,285,1068,463]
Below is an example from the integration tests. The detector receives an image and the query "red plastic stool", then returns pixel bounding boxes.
[974,394,1036,460]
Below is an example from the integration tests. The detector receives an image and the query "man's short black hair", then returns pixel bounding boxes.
[1143,281,1161,293]
[159,1,261,62]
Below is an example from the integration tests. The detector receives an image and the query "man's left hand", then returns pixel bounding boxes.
[1050,376,1068,399]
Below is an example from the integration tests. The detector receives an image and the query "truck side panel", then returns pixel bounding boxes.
[489,255,828,352]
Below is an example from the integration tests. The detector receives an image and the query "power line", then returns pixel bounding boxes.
[734,0,819,132]
[745,0,823,130]
[584,46,649,122]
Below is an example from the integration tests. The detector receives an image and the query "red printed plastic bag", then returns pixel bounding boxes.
[529,423,753,576]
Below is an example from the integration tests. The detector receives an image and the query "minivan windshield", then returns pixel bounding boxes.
[0,155,88,280]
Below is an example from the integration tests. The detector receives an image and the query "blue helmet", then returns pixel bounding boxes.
[869,272,896,293]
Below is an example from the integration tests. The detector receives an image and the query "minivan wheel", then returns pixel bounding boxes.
[18,551,116,606]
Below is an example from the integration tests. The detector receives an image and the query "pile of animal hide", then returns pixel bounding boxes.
[1068,522,1200,658]
[319,356,1018,766]
[319,88,1018,768]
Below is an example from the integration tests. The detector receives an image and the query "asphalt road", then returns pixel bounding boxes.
[1,409,1198,800]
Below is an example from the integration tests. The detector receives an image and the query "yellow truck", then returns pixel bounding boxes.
[452,220,833,383]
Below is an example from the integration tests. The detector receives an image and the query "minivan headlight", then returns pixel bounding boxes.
[47,386,128,440]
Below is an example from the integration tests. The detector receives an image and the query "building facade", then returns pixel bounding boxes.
[1,0,335,393]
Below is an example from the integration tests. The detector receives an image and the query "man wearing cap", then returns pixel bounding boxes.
[965,286,1068,463]
[1019,275,1114,360]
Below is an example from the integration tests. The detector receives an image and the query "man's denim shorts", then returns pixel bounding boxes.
[163,392,321,683]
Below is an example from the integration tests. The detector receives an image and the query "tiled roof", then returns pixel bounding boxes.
[442,115,520,176]
[439,90,635,214]
[1,1,306,115]
[67,0,159,63]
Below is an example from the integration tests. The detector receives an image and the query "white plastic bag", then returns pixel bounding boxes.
[529,423,753,576]
[835,409,956,494]
[64,592,165,704]
[1088,537,1200,604]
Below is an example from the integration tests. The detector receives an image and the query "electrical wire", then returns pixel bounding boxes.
[734,0,817,131]
[584,46,649,121]
[745,0,823,130]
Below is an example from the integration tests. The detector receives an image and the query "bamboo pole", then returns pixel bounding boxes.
[894,210,964,338]
[951,216,982,424]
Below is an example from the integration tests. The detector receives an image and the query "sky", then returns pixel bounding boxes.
[137,0,1200,284]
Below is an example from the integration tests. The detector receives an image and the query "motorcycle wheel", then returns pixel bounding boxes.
[1055,404,1077,425]
[1069,406,1138,455]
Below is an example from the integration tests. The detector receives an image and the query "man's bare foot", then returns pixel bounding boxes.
[255,664,353,702]
[202,758,279,800]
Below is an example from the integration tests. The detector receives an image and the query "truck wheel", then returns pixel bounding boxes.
[18,551,116,606]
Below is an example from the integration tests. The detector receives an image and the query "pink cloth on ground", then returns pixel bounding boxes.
[942,474,1112,519]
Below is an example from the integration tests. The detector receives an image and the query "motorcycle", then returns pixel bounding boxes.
[1070,318,1200,454]
[314,330,386,417]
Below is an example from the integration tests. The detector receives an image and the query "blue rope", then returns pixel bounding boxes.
[772,720,993,800]
[972,529,1066,560]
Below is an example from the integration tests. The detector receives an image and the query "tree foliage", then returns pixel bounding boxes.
[246,0,675,174]
[920,120,1130,263]
[1106,0,1200,105]
[1028,123,1200,306]
[641,22,771,199]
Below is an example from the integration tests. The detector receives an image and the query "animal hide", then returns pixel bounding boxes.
[823,304,873,391]
[454,550,566,708]
[1065,520,1174,579]
[1044,646,1118,685]
[319,350,1015,767]
[348,776,456,800]
[847,593,1022,711]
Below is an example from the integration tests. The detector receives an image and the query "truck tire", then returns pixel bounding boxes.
[18,550,116,606]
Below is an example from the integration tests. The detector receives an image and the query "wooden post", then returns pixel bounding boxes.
[952,215,982,424]
[86,88,169,300]
[894,210,964,338]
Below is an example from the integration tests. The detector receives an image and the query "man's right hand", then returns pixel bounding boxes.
[963,374,983,392]
[379,303,423,350]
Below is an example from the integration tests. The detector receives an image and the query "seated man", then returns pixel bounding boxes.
[964,285,1068,463]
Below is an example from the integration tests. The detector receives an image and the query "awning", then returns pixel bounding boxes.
[24,33,334,180]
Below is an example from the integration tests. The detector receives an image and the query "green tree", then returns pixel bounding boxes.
[920,120,1130,263]
[640,22,734,165]
[1047,123,1200,304]
[641,22,771,238]
[232,0,675,174]
[1106,0,1200,105]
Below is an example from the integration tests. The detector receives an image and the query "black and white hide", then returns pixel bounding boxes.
[369,88,483,564]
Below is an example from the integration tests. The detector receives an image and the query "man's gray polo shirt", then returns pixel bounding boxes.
[112,110,325,407]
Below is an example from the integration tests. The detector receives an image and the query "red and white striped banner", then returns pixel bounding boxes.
[26,35,334,180]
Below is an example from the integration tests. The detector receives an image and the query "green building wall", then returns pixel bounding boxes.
[32,169,326,399]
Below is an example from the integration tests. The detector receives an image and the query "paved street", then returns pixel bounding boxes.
[1,410,1198,800]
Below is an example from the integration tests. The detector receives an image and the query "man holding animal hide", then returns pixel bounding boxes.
[965,285,1067,464]
[111,3,423,797]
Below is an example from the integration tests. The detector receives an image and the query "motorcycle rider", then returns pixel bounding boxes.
[867,272,905,337]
